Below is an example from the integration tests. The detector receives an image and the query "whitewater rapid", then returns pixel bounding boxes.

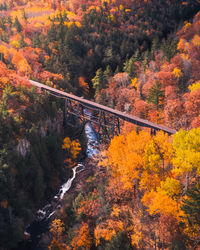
[32,114,99,223]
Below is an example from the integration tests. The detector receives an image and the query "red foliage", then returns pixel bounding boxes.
[164,86,178,100]
[158,71,175,87]
[105,178,133,204]
[78,198,101,218]
[191,116,200,128]
[164,98,185,129]
[184,89,200,120]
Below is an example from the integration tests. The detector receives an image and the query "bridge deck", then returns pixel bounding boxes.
[29,80,176,135]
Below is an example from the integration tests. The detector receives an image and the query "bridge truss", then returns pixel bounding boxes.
[29,80,176,139]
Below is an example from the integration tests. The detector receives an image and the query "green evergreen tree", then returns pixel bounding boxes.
[19,33,27,48]
[22,9,28,23]
[105,231,132,250]
[32,34,41,48]
[103,65,112,87]
[7,16,12,27]
[47,22,57,42]
[14,17,22,32]
[92,68,103,97]
[151,37,159,57]
[147,81,164,110]
[141,50,149,70]
[181,182,200,227]
[123,50,139,77]
[3,3,7,11]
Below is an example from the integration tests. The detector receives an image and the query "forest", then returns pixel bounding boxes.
[0,0,200,249]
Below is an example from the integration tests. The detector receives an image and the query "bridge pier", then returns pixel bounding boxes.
[150,128,157,136]
[64,99,122,141]
[29,80,176,137]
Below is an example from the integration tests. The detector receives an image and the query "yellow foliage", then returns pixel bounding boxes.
[111,204,121,217]
[177,38,187,52]
[159,177,181,197]
[192,34,200,47]
[184,22,191,31]
[108,131,151,189]
[142,190,183,219]
[10,11,23,21]
[130,77,138,88]
[188,81,200,92]
[172,128,200,175]
[181,53,189,61]
[62,137,71,150]
[119,5,124,11]
[144,131,172,175]
[10,40,20,49]
[75,22,81,28]
[64,21,81,28]
[70,140,81,159]
[172,67,183,78]
[62,137,81,159]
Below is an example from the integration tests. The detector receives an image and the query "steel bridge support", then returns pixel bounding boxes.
[64,98,121,141]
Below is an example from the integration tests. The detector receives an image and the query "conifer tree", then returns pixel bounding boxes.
[147,81,164,110]
[181,182,200,227]
[92,68,103,97]
[14,17,22,33]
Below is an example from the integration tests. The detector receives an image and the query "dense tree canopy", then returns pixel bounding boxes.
[0,0,200,249]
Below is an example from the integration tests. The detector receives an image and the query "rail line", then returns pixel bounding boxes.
[29,80,176,135]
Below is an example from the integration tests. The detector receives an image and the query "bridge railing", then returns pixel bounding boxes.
[29,80,176,135]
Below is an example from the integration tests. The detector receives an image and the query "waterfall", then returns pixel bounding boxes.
[23,115,98,249]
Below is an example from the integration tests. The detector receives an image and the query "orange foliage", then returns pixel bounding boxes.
[77,197,101,218]
[50,219,65,239]
[11,51,32,75]
[71,222,92,250]
[142,190,183,220]
[107,131,151,189]
[94,219,124,246]
[78,76,89,96]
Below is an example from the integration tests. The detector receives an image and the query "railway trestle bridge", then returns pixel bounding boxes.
[29,80,176,139]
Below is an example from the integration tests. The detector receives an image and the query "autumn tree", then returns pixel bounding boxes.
[92,68,103,98]
[105,131,151,190]
[147,80,164,111]
[14,17,22,32]
[144,131,173,182]
[181,182,200,247]
[62,137,81,168]
[49,219,68,250]
[172,128,200,192]
[71,222,92,250]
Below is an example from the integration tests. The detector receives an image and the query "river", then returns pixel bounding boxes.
[16,117,98,250]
